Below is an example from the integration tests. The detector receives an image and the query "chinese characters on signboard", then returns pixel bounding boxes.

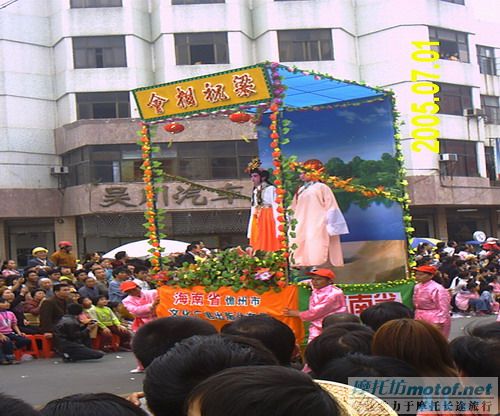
[99,183,245,209]
[346,292,402,315]
[133,66,271,121]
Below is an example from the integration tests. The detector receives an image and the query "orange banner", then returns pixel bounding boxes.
[157,285,305,344]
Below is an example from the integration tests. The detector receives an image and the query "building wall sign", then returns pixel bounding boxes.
[132,65,272,121]
[83,181,252,214]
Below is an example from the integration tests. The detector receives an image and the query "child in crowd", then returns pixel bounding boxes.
[479,282,499,314]
[456,281,490,315]
[0,297,31,364]
[284,268,346,342]
[412,265,451,338]
[94,296,132,351]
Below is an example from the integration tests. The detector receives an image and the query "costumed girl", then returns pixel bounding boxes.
[284,268,347,342]
[290,159,349,267]
[412,265,451,338]
[246,158,281,252]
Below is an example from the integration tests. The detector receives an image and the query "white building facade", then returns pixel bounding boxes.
[0,0,499,263]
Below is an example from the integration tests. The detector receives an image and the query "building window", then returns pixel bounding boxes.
[73,36,126,69]
[172,0,224,3]
[429,27,469,62]
[440,139,478,177]
[481,95,500,124]
[435,83,472,116]
[175,33,229,65]
[76,92,130,120]
[70,0,122,8]
[484,146,498,183]
[278,29,333,62]
[440,0,464,4]
[477,45,497,75]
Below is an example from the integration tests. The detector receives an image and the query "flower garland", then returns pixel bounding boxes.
[269,63,289,264]
[139,123,165,272]
[297,277,415,292]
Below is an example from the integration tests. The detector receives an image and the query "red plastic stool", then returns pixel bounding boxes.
[30,334,54,358]
[13,335,40,360]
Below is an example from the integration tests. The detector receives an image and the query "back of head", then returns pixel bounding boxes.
[360,302,414,331]
[115,251,127,261]
[221,314,296,365]
[67,303,83,316]
[450,336,500,377]
[468,322,500,341]
[305,324,373,375]
[40,393,147,416]
[316,353,418,385]
[372,319,457,377]
[143,334,278,416]
[132,316,217,368]
[187,366,340,416]
[0,393,39,416]
[322,313,360,329]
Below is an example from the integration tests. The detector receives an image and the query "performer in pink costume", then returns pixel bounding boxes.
[284,268,347,342]
[290,159,349,267]
[121,281,158,332]
[412,265,451,338]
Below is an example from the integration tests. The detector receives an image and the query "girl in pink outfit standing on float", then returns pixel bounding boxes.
[412,265,451,338]
[284,268,347,342]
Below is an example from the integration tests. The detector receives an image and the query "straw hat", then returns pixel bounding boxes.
[315,380,397,416]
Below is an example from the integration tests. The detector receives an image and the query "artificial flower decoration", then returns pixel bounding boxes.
[229,112,252,123]
[254,268,274,281]
[164,122,185,134]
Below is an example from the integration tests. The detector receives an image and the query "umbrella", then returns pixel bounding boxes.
[103,239,189,259]
[465,240,482,246]
[409,237,442,249]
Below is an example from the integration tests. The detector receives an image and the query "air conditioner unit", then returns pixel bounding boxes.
[439,153,458,162]
[50,166,69,175]
[463,108,484,117]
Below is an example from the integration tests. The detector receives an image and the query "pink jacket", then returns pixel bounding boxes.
[300,284,347,342]
[122,289,158,332]
[455,290,478,311]
[413,280,451,337]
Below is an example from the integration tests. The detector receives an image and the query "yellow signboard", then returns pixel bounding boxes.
[132,65,272,122]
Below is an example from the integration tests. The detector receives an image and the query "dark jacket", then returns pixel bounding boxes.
[53,315,89,347]
[175,252,196,267]
[39,296,69,333]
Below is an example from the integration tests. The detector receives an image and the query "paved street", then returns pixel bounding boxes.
[0,315,496,408]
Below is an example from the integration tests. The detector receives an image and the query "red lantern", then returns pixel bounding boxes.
[164,122,185,134]
[229,112,252,123]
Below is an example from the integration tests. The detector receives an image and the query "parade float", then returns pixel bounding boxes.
[131,63,415,342]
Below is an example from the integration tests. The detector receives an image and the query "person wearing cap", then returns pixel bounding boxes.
[284,268,346,342]
[121,281,158,333]
[50,241,77,271]
[412,265,451,338]
[27,247,54,276]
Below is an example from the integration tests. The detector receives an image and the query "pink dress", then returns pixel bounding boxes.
[300,284,347,342]
[290,182,348,267]
[413,280,451,338]
[122,289,158,332]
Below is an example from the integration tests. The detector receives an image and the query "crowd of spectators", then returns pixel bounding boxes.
[0,238,499,415]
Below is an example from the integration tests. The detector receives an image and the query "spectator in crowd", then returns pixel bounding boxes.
[90,267,109,298]
[83,252,101,265]
[27,247,54,276]
[315,353,418,385]
[99,258,114,282]
[221,314,296,366]
[74,270,89,290]
[443,240,457,256]
[0,296,31,365]
[322,313,360,329]
[121,281,158,332]
[50,241,77,270]
[132,316,217,369]
[47,268,62,284]
[1,259,21,282]
[0,393,39,416]
[53,303,103,362]
[479,281,498,313]
[455,281,485,314]
[284,268,346,342]
[41,393,148,416]
[186,366,341,416]
[175,242,202,267]
[2,287,39,334]
[78,276,102,304]
[143,334,278,416]
[112,251,129,269]
[372,319,458,377]
[360,301,413,332]
[412,265,451,337]
[304,323,374,376]
[450,336,500,377]
[23,288,46,329]
[39,283,72,337]
[93,296,131,351]
[25,269,41,292]
[59,266,75,285]
[132,265,152,291]
[449,270,470,295]
[38,278,54,297]
[108,267,131,308]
